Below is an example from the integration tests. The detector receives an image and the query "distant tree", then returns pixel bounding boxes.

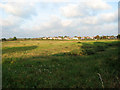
[117,34,120,39]
[24,38,27,40]
[100,36,103,39]
[62,36,64,39]
[103,36,107,39]
[59,36,64,40]
[85,37,87,40]
[78,37,81,40]
[58,36,61,38]
[96,35,100,39]
[74,36,78,38]
[13,37,17,40]
[9,38,13,41]
[111,35,115,39]
[2,38,7,41]
[64,36,69,38]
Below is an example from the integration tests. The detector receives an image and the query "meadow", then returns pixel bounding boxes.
[2,40,120,88]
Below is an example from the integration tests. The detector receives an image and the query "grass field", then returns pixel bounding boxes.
[2,40,120,88]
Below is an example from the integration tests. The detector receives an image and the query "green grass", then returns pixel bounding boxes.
[2,40,120,88]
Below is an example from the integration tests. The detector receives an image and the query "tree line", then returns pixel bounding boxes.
[2,34,120,41]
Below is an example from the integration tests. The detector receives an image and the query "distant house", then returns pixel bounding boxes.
[90,37,94,39]
[64,37,70,40]
[86,36,94,40]
[73,37,78,40]
[53,37,58,40]
[57,37,62,40]
[86,36,91,40]
[48,37,53,40]
[108,36,111,39]
[63,36,70,40]
[43,37,47,40]
[108,36,116,39]
[81,37,85,40]
[57,36,63,40]
[115,36,117,39]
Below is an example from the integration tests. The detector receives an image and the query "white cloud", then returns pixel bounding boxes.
[61,19,72,27]
[60,0,112,18]
[98,11,118,23]
[20,12,117,36]
[21,15,63,31]
[0,1,118,38]
[85,0,112,10]
[77,11,118,25]
[0,2,36,18]
[0,15,23,28]
[60,4,86,18]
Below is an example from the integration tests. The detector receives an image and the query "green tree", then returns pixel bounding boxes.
[64,36,69,38]
[96,35,100,39]
[2,38,7,41]
[74,36,77,38]
[13,37,17,40]
[117,34,120,39]
[78,37,81,40]
[103,36,107,39]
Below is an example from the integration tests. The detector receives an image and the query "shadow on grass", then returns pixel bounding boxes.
[52,42,110,56]
[52,41,119,57]
[2,46,38,54]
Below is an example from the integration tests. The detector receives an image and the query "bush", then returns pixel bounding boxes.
[2,38,7,41]
[77,42,81,43]
[13,37,17,40]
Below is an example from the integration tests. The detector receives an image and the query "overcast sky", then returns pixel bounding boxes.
[0,0,119,38]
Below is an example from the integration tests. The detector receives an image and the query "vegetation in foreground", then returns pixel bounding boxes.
[2,40,120,88]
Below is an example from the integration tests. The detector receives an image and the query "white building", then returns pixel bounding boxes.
[53,37,58,40]
[64,38,67,40]
[73,37,78,40]
[58,38,62,40]
[43,37,47,40]
[48,37,53,40]
[90,37,94,39]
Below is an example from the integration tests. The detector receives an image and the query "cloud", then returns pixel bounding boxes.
[0,15,23,28]
[61,19,72,27]
[78,11,118,25]
[60,4,86,18]
[97,11,118,23]
[0,1,118,38]
[85,0,112,10]
[22,15,63,31]
[20,12,117,37]
[60,0,112,18]
[0,2,36,18]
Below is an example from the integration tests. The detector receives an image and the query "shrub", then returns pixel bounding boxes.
[13,37,17,40]
[77,42,81,43]
[2,38,7,41]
